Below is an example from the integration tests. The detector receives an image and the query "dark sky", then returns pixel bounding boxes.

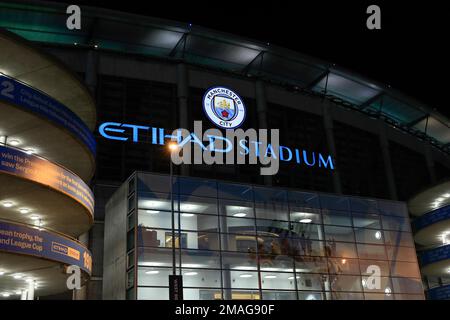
[52,0,449,118]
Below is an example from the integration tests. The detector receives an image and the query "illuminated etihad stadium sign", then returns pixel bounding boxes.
[98,87,335,175]
[203,86,246,129]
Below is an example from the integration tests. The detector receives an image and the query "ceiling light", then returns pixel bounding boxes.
[306,294,316,300]
[181,213,194,217]
[14,291,21,295]
[288,276,300,280]
[19,208,30,214]
[264,275,277,279]
[30,215,40,220]
[25,278,34,283]
[1,293,10,297]
[25,148,35,155]
[146,210,159,214]
[2,201,13,208]
[341,259,347,264]
[299,218,312,224]
[233,213,247,217]
[145,270,159,275]
[375,231,382,240]
[0,271,5,276]
[384,287,392,296]
[184,272,198,276]
[361,279,367,288]
[443,194,450,198]
[436,198,444,202]
[8,139,21,146]
[446,268,450,273]
[13,274,23,279]
[239,274,253,278]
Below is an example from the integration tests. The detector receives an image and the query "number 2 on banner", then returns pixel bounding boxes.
[1,80,15,99]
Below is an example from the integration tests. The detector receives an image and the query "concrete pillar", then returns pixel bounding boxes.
[255,79,272,186]
[322,102,342,194]
[423,144,437,184]
[176,63,190,176]
[85,50,98,95]
[378,121,398,200]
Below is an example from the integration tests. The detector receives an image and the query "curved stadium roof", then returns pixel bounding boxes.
[0,0,448,155]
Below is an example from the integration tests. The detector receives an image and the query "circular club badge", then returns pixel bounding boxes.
[203,86,246,129]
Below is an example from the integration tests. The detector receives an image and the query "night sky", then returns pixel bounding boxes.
[51,0,449,118]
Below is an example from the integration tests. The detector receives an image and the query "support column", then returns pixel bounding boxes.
[20,290,27,300]
[322,102,342,194]
[85,50,98,95]
[177,63,190,176]
[255,79,272,186]
[378,121,398,200]
[423,144,437,184]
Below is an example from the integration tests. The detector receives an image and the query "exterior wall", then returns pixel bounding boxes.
[103,181,129,300]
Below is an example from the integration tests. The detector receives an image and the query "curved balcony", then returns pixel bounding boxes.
[419,244,450,277]
[0,145,94,237]
[0,74,96,182]
[0,219,92,299]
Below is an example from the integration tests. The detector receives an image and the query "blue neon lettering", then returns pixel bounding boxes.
[122,124,150,142]
[319,153,334,170]
[239,139,249,155]
[99,122,128,141]
[303,151,316,166]
[207,135,233,153]
[264,144,277,159]
[279,146,292,161]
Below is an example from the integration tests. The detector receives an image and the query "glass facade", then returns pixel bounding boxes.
[123,172,423,300]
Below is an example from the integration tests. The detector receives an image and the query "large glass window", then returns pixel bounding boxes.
[133,173,423,300]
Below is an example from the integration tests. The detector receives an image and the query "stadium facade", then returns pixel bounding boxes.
[0,0,449,300]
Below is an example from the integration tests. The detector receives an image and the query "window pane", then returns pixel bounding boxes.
[225,270,259,289]
[255,203,289,221]
[218,183,253,201]
[295,256,328,274]
[330,275,362,292]
[290,208,321,224]
[292,239,326,257]
[138,209,177,230]
[179,195,217,215]
[184,288,222,300]
[384,231,415,247]
[381,215,411,232]
[137,287,169,300]
[296,274,325,291]
[256,219,290,234]
[390,261,421,278]
[298,291,324,300]
[138,267,171,286]
[361,276,392,294]
[254,187,287,203]
[357,244,387,260]
[328,258,360,275]
[320,195,349,211]
[181,249,221,269]
[325,241,357,258]
[354,228,384,244]
[386,246,418,262]
[180,213,219,232]
[221,233,257,253]
[322,211,352,226]
[391,277,424,294]
[219,200,254,218]
[181,269,222,288]
[179,177,217,197]
[364,292,394,300]
[352,213,381,229]
[378,200,408,217]
[221,217,255,234]
[288,191,320,208]
[290,223,323,240]
[137,247,178,268]
[261,272,296,290]
[350,198,378,214]
[221,251,258,270]
[323,225,355,242]
[262,291,297,300]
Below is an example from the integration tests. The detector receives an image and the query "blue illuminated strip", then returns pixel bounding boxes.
[0,220,92,275]
[412,205,450,232]
[0,74,96,155]
[419,244,450,267]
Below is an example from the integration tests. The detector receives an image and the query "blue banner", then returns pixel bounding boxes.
[0,74,96,155]
[0,220,92,275]
[0,145,94,216]
[412,205,450,232]
[419,244,450,267]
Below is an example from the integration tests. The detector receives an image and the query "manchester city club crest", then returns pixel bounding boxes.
[203,86,246,129]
